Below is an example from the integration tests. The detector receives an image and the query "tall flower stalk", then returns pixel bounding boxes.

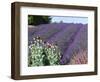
[28,36,61,66]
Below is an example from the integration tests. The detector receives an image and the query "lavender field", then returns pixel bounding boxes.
[28,23,88,66]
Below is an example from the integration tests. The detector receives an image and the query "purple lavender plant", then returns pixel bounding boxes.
[60,25,88,64]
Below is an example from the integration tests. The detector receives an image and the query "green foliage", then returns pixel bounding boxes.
[28,36,61,66]
[28,15,51,25]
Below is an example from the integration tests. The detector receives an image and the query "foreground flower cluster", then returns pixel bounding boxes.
[28,36,61,66]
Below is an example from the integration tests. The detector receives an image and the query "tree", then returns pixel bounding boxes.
[60,20,63,23]
[28,15,51,25]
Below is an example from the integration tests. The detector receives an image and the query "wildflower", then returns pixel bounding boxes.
[28,36,61,66]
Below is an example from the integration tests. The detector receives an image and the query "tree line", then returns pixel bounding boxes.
[28,15,51,25]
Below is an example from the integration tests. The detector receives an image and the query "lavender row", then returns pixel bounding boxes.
[46,24,82,55]
[28,23,70,45]
[60,25,88,64]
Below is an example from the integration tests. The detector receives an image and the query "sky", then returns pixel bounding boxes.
[51,16,88,24]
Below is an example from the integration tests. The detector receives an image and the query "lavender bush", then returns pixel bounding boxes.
[60,25,88,64]
[69,50,87,64]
